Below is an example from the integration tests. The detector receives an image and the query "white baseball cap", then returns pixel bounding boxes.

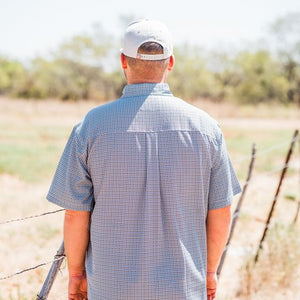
[121,19,173,61]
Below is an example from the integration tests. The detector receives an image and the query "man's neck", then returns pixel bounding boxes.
[127,79,166,85]
[126,72,168,85]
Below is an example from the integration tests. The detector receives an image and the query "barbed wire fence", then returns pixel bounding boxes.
[0,130,299,298]
[217,143,257,278]
[0,209,65,226]
[254,129,299,264]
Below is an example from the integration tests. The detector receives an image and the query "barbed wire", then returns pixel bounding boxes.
[233,136,300,164]
[257,136,299,157]
[236,164,297,188]
[257,163,290,177]
[0,208,65,226]
[234,153,256,164]
[0,254,65,281]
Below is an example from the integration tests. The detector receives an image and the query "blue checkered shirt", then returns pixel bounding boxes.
[47,83,241,300]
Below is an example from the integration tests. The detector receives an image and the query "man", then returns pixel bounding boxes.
[47,19,241,300]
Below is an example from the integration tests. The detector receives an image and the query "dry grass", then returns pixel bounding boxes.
[217,171,300,300]
[0,97,299,299]
[191,98,300,119]
[236,224,300,299]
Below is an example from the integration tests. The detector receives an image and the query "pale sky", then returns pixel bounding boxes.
[1,0,300,60]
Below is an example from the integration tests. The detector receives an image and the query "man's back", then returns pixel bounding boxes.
[48,83,240,299]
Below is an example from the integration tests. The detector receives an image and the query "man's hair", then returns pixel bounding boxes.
[125,42,170,80]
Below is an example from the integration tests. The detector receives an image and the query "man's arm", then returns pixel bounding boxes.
[206,205,231,300]
[64,210,90,300]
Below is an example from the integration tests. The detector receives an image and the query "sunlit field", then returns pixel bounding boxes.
[0,97,299,299]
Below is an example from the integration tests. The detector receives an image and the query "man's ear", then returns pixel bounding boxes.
[167,55,175,71]
[121,53,128,69]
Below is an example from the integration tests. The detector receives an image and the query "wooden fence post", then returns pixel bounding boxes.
[293,136,300,225]
[217,143,256,278]
[254,129,299,264]
[36,242,65,300]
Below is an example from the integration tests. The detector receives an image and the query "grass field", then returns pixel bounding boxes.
[0,97,299,299]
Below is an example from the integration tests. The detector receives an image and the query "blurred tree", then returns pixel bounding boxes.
[169,44,221,100]
[270,12,300,62]
[231,50,290,104]
[270,12,300,105]
[55,23,113,67]
[15,22,123,101]
[0,57,26,95]
[17,57,123,101]
[2,14,299,104]
[210,52,242,100]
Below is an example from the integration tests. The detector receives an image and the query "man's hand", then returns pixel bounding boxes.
[207,272,217,300]
[68,272,88,300]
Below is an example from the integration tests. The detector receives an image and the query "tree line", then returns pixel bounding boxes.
[0,13,299,104]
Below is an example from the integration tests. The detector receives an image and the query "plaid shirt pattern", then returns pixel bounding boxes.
[47,83,241,300]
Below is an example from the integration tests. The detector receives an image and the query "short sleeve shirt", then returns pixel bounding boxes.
[47,83,241,300]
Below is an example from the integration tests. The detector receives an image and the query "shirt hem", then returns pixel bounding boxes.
[46,192,92,211]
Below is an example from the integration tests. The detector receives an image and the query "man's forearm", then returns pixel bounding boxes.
[206,205,231,272]
[64,210,90,275]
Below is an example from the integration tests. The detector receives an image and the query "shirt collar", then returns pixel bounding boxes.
[122,83,172,98]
